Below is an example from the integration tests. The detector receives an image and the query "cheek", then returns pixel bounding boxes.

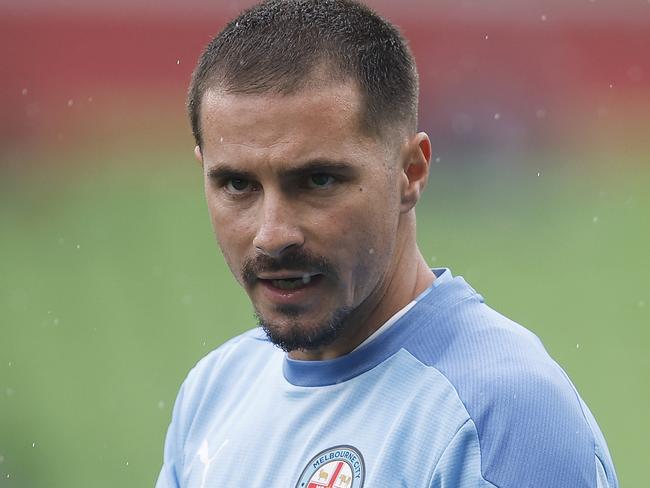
[324,191,399,266]
[207,202,255,275]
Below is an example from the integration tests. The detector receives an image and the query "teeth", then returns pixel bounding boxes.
[266,274,316,290]
[271,278,305,290]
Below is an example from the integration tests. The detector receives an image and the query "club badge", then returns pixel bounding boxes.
[295,445,365,488]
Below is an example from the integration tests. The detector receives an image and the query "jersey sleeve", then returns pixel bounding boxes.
[429,369,618,488]
[430,415,615,488]
[405,292,618,488]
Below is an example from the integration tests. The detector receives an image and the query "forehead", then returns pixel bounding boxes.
[199,80,380,165]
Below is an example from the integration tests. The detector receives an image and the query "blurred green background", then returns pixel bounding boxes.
[1,150,648,486]
[1,1,649,486]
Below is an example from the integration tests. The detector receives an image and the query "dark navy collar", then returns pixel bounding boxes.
[282,268,476,387]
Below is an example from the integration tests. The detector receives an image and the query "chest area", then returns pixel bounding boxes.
[181,351,469,487]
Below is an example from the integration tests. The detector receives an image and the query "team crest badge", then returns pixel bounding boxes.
[295,445,365,488]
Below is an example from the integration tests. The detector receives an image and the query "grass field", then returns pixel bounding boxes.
[1,147,648,487]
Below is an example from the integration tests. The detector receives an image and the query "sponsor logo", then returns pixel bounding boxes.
[295,445,365,488]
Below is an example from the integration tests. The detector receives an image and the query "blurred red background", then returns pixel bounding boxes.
[2,0,649,166]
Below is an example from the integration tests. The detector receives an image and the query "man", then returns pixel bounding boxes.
[156,0,618,486]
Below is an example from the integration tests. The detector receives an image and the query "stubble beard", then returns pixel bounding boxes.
[256,305,354,353]
[240,247,354,353]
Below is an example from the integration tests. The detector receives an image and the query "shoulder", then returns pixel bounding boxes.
[182,327,274,399]
[169,327,277,432]
[403,292,616,487]
[158,328,278,479]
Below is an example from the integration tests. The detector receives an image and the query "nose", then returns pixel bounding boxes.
[252,194,304,259]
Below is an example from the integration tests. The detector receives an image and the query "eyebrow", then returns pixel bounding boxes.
[206,165,254,181]
[282,159,356,179]
[206,159,357,181]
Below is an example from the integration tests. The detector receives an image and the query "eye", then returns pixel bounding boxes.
[307,174,335,188]
[226,178,252,193]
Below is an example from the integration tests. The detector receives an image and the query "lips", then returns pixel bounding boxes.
[257,273,324,303]
[257,272,320,287]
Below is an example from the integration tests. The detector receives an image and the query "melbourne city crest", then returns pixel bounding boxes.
[295,445,365,488]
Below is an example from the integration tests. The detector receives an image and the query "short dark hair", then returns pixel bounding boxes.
[188,0,419,147]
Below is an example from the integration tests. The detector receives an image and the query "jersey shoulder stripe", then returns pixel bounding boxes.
[402,282,618,487]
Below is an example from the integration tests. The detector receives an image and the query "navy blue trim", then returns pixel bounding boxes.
[282,268,477,387]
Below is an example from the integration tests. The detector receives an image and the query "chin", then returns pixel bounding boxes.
[256,306,353,353]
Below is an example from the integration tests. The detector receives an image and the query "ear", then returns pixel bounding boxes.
[400,132,431,213]
[194,145,203,167]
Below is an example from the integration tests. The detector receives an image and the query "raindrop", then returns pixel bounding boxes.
[219,136,224,143]
[537,171,541,177]
[484,34,489,40]
[235,21,240,27]
[576,343,580,349]
[53,318,59,326]
[435,157,441,163]
[0,455,4,463]
[76,244,81,249]
[493,112,501,120]
[67,99,74,107]
[638,300,646,308]
[21,88,28,96]
[7,362,12,367]
[32,442,36,448]
[125,461,129,466]
[430,256,437,263]
[368,248,375,255]
[609,83,614,89]
[158,400,166,409]
[592,216,599,223]
[176,59,180,65]
[540,14,547,21]
[88,96,93,103]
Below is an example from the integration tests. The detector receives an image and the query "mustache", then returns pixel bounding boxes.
[242,248,337,285]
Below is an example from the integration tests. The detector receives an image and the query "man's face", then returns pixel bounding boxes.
[198,80,406,355]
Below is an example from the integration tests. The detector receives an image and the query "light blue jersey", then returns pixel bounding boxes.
[156,268,618,487]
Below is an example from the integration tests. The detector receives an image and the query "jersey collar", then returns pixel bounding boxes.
[282,268,473,387]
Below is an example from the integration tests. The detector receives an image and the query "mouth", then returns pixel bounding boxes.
[256,272,325,302]
[258,272,321,288]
